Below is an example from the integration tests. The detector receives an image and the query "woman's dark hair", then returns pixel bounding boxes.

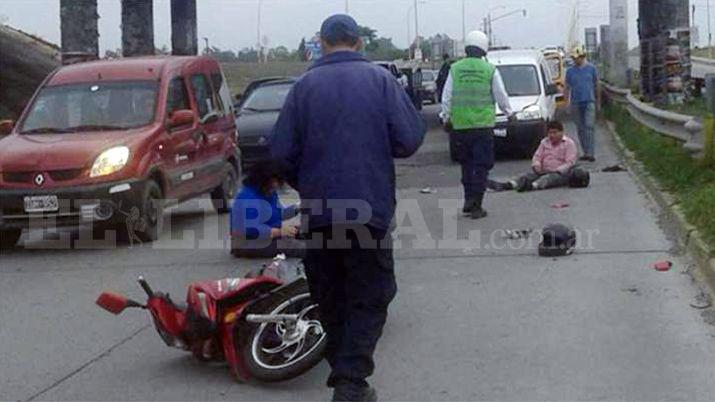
[547,120,564,132]
[243,160,289,193]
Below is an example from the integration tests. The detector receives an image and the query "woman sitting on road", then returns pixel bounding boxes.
[230,161,304,259]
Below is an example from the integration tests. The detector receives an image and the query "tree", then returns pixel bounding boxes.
[269,45,291,61]
[297,38,307,61]
[358,25,378,52]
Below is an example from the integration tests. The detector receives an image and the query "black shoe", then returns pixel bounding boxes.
[578,156,590,161]
[489,180,514,192]
[332,384,378,402]
[462,198,476,214]
[470,208,488,219]
[470,193,488,219]
[587,156,596,162]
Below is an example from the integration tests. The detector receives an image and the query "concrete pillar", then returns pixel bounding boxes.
[609,0,628,87]
[122,0,155,57]
[171,0,198,56]
[60,0,99,62]
[639,0,691,103]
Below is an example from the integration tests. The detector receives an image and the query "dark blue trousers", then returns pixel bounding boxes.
[304,225,396,388]
[451,128,495,201]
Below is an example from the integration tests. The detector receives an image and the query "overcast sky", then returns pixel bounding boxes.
[2,0,708,55]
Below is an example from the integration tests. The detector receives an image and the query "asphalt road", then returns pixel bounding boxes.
[3,105,715,401]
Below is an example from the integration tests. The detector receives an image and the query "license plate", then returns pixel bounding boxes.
[494,128,508,138]
[24,195,59,213]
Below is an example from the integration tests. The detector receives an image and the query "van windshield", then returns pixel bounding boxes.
[496,65,541,97]
[21,81,158,134]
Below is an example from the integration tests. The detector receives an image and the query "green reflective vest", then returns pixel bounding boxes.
[450,57,497,130]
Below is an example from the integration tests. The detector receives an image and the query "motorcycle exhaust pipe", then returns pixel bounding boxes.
[246,314,299,324]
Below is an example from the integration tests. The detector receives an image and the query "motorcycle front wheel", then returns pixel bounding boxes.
[238,279,326,382]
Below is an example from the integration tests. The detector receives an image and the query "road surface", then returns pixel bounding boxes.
[2,106,715,401]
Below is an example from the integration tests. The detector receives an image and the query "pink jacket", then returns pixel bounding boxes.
[532,136,578,174]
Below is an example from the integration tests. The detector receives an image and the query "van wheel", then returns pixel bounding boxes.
[211,165,238,214]
[0,229,22,250]
[119,181,164,244]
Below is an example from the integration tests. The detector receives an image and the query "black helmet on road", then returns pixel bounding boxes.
[539,224,577,257]
[569,168,590,188]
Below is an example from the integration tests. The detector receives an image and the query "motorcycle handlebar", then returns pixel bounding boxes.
[137,276,154,297]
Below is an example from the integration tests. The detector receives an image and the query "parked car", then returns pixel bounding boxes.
[0,56,240,248]
[374,61,423,111]
[235,78,296,169]
[421,69,438,104]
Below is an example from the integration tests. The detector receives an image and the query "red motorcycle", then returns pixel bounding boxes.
[96,255,326,382]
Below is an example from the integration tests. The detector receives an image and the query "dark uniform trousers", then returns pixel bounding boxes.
[303,224,397,388]
[451,128,495,201]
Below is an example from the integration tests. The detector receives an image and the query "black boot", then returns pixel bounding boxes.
[470,193,488,220]
[332,382,378,402]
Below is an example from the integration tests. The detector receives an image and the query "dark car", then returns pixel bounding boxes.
[235,78,295,169]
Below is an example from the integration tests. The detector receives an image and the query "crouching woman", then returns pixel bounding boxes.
[230,161,305,258]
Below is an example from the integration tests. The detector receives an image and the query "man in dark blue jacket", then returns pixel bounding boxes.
[271,14,425,402]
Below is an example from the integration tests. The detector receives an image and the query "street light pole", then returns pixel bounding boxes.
[257,0,262,64]
[488,9,527,47]
[345,0,349,14]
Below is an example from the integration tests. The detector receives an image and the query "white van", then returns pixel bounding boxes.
[489,49,559,158]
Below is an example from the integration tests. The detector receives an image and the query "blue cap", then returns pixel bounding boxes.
[320,14,360,44]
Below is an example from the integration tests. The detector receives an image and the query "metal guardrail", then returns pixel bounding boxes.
[602,82,704,154]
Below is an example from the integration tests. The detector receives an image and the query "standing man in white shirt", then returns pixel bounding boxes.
[441,30,514,219]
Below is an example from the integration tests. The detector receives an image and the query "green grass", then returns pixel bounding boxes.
[604,104,715,245]
[221,61,309,95]
[662,97,710,118]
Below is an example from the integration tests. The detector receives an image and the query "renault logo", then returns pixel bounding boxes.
[34,173,45,187]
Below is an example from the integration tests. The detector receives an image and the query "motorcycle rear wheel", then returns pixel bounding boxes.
[238,279,326,382]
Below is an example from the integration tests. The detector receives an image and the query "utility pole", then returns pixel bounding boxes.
[414,0,421,60]
[203,37,209,54]
[345,0,349,13]
[462,0,466,43]
[708,0,713,57]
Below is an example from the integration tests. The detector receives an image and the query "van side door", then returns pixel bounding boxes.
[164,76,203,200]
[188,71,226,193]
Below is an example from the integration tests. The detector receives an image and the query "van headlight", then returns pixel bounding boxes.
[90,146,130,177]
[517,105,543,121]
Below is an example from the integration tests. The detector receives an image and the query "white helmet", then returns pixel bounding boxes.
[465,30,489,52]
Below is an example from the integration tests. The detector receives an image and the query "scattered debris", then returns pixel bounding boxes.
[420,187,435,194]
[623,287,640,295]
[550,201,570,209]
[503,228,533,239]
[653,260,673,272]
[690,292,713,310]
[602,164,627,172]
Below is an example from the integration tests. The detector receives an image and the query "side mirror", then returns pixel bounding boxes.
[0,120,15,136]
[167,109,195,129]
[545,83,559,96]
[96,292,142,315]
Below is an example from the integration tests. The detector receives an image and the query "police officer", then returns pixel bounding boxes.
[441,31,514,219]
[271,14,426,402]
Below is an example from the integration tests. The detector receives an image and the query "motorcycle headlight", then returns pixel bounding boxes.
[517,105,543,121]
[90,146,130,178]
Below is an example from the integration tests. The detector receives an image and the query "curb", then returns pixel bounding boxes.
[604,120,715,291]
